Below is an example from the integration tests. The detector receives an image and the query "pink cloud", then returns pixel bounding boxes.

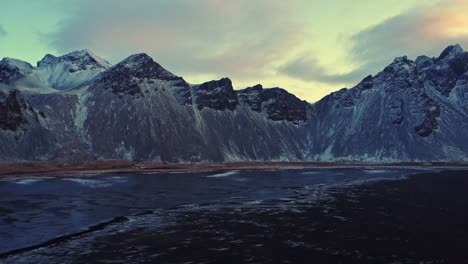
[420,0,468,39]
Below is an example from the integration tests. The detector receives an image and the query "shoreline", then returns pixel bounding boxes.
[1,160,468,178]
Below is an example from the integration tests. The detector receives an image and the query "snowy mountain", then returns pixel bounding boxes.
[0,45,467,162]
[310,44,468,161]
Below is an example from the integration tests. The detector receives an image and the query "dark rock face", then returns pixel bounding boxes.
[261,88,308,123]
[316,52,445,140]
[93,53,191,102]
[327,88,357,108]
[115,54,181,81]
[438,44,463,61]
[94,66,142,96]
[0,89,71,161]
[0,64,22,85]
[413,95,441,137]
[0,90,29,131]
[36,54,57,67]
[194,78,239,111]
[357,75,374,90]
[415,55,434,70]
[237,85,308,123]
[0,59,32,85]
[237,84,264,112]
[420,45,468,96]
[27,93,94,160]
[388,98,405,125]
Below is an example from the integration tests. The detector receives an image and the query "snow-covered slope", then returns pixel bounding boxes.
[33,49,111,91]
[0,50,111,94]
[0,45,467,162]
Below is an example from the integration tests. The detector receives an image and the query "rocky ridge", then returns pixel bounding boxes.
[0,45,467,162]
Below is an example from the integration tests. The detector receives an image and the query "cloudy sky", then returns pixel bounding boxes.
[1,0,467,102]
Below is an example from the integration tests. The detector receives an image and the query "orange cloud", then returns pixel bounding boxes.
[281,0,468,88]
[413,0,468,41]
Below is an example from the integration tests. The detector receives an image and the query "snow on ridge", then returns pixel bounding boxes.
[64,49,112,69]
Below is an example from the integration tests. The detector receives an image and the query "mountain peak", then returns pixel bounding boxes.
[61,49,112,69]
[37,54,57,67]
[37,49,111,69]
[438,44,464,60]
[392,56,411,64]
[0,58,33,71]
[65,49,93,57]
[242,84,263,93]
[0,58,33,84]
[199,77,232,88]
[193,78,238,111]
[121,53,153,64]
[113,53,179,81]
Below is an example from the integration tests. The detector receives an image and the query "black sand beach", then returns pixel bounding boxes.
[2,169,468,263]
[51,170,464,264]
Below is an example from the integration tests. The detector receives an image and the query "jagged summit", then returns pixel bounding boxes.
[37,49,112,69]
[90,52,190,100]
[37,54,57,67]
[392,55,411,64]
[193,78,238,111]
[120,53,153,64]
[66,49,99,57]
[378,44,465,73]
[195,77,233,90]
[0,58,33,71]
[112,53,179,81]
[241,84,263,93]
[438,44,464,60]
[26,49,112,90]
[0,58,33,85]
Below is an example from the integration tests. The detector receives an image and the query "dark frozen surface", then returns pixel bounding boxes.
[1,168,468,263]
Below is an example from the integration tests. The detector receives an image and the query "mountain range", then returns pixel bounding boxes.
[1,45,467,162]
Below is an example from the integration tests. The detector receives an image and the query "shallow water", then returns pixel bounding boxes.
[0,167,446,263]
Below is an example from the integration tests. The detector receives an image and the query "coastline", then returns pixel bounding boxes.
[1,160,468,178]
